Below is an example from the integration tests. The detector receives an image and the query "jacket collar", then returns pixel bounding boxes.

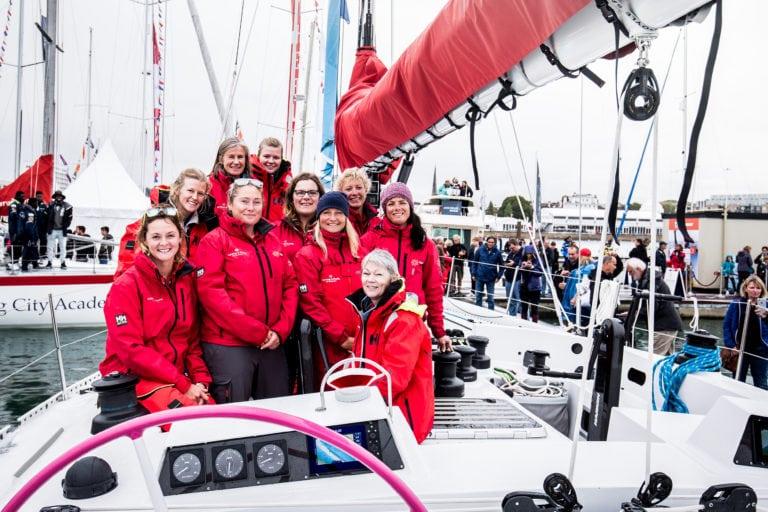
[133,252,195,283]
[378,216,411,235]
[219,213,274,241]
[347,279,404,315]
[320,228,347,245]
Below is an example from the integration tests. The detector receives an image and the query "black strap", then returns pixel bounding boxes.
[465,101,483,190]
[607,158,621,244]
[540,44,605,88]
[397,153,416,184]
[677,0,722,243]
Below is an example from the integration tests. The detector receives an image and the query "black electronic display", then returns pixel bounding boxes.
[308,424,368,475]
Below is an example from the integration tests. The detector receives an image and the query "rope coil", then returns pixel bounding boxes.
[652,343,721,413]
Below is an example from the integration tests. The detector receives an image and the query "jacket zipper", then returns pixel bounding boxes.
[265,176,273,218]
[339,239,346,264]
[260,247,273,277]
[164,282,179,365]
[397,231,403,275]
[255,249,270,321]
[180,288,186,322]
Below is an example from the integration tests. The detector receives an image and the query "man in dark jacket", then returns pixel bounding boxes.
[555,244,579,302]
[18,198,41,271]
[34,191,48,257]
[623,258,683,354]
[503,240,522,315]
[7,191,26,264]
[447,234,468,296]
[471,236,504,310]
[655,241,668,274]
[736,246,754,290]
[544,241,560,296]
[45,190,73,269]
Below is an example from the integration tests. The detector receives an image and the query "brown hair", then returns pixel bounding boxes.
[284,172,325,231]
[137,204,185,264]
[212,137,250,176]
[257,137,283,157]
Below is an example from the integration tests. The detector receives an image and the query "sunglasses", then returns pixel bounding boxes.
[145,206,178,218]
[233,178,263,188]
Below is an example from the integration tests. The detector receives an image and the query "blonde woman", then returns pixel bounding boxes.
[335,167,378,236]
[723,275,768,389]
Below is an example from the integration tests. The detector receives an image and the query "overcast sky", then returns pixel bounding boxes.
[0,0,765,207]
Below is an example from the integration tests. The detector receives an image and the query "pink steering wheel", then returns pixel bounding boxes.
[3,405,427,512]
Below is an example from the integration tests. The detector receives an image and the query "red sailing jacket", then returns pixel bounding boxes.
[250,156,292,224]
[208,170,238,219]
[100,253,211,393]
[115,185,172,278]
[349,282,434,443]
[349,201,378,236]
[196,214,298,346]
[294,230,368,369]
[274,218,310,262]
[361,218,446,338]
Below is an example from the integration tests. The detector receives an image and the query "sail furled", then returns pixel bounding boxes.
[0,155,53,215]
[334,0,590,170]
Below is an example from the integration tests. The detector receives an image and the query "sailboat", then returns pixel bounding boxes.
[1,1,767,511]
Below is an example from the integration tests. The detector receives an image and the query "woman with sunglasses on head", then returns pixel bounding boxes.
[275,172,325,261]
[100,206,212,411]
[196,179,299,402]
[335,168,378,236]
[208,137,250,218]
[294,192,367,384]
[361,182,452,352]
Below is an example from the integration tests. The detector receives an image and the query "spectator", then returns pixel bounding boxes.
[580,254,623,326]
[437,179,452,196]
[34,191,48,258]
[7,191,25,265]
[655,241,668,274]
[336,168,378,236]
[45,190,73,270]
[447,234,468,296]
[629,238,649,264]
[754,246,768,285]
[736,245,754,290]
[560,237,572,260]
[669,243,686,271]
[471,236,504,310]
[562,248,596,324]
[73,226,93,262]
[722,275,768,389]
[503,239,522,316]
[518,245,542,322]
[98,226,114,264]
[360,182,451,351]
[459,180,473,198]
[623,258,683,354]
[468,236,482,294]
[276,172,324,261]
[436,239,451,293]
[545,241,560,295]
[18,198,41,271]
[721,255,737,294]
[250,137,292,224]
[555,245,580,303]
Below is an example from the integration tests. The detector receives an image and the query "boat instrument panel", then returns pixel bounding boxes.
[158,419,403,495]
[734,414,768,469]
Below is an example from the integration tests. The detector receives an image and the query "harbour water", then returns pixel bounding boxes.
[0,317,726,427]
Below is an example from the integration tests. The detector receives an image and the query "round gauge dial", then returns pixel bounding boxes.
[172,452,202,484]
[256,443,286,475]
[214,448,245,479]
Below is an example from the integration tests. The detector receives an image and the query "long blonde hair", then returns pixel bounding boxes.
[170,168,210,213]
[313,217,360,260]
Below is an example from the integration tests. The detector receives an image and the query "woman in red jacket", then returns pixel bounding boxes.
[335,167,378,236]
[208,137,250,218]
[349,249,434,443]
[274,172,325,261]
[196,179,298,402]
[100,206,212,411]
[294,192,366,381]
[250,137,292,224]
[361,182,452,351]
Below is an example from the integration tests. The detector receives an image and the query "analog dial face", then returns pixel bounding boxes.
[214,448,245,479]
[172,453,202,484]
[256,443,286,475]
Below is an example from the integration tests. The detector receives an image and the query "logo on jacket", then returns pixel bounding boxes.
[115,314,128,327]
[273,250,283,258]
[146,297,164,303]
[196,268,205,278]
[299,284,308,294]
[411,259,423,267]
[322,274,340,284]
[227,248,249,258]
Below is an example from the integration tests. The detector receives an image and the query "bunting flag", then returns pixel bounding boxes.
[73,142,87,176]
[0,0,13,75]
[152,2,166,184]
[235,120,243,141]
[319,0,349,189]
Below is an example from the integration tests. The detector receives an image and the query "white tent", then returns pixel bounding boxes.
[64,140,149,241]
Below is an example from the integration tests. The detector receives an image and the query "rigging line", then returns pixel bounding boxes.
[578,74,583,250]
[233,0,245,66]
[492,112,568,329]
[618,28,683,236]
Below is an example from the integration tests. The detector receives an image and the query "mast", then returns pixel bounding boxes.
[296,18,316,174]
[42,0,57,158]
[285,0,301,162]
[85,27,93,166]
[140,0,149,191]
[13,0,24,177]
[187,0,232,136]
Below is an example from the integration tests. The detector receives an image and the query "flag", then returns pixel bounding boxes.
[319,0,350,188]
[0,155,53,215]
[535,161,542,227]
[151,4,165,185]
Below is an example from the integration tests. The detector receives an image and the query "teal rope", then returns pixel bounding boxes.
[652,343,721,413]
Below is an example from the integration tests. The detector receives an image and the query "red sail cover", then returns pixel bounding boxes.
[0,154,54,215]
[335,0,590,169]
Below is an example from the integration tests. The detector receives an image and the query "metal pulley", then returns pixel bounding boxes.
[622,37,660,121]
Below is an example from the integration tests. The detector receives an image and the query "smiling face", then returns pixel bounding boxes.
[293,178,320,217]
[177,177,208,216]
[362,261,393,303]
[221,146,247,177]
[319,208,346,234]
[340,178,367,209]
[258,145,282,174]
[229,185,263,227]
[145,218,181,267]
[384,197,410,226]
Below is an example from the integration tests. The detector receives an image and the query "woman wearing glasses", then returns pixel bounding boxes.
[335,168,378,236]
[275,172,325,261]
[209,137,250,218]
[100,206,212,411]
[294,192,367,384]
[196,179,299,402]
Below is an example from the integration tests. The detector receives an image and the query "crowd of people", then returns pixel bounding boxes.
[99,136,443,443]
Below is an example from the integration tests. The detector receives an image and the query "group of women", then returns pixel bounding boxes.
[100,137,441,443]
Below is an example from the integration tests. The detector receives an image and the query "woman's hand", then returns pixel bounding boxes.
[261,330,281,350]
[341,336,355,351]
[437,335,453,352]
[184,383,210,405]
[756,305,768,319]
